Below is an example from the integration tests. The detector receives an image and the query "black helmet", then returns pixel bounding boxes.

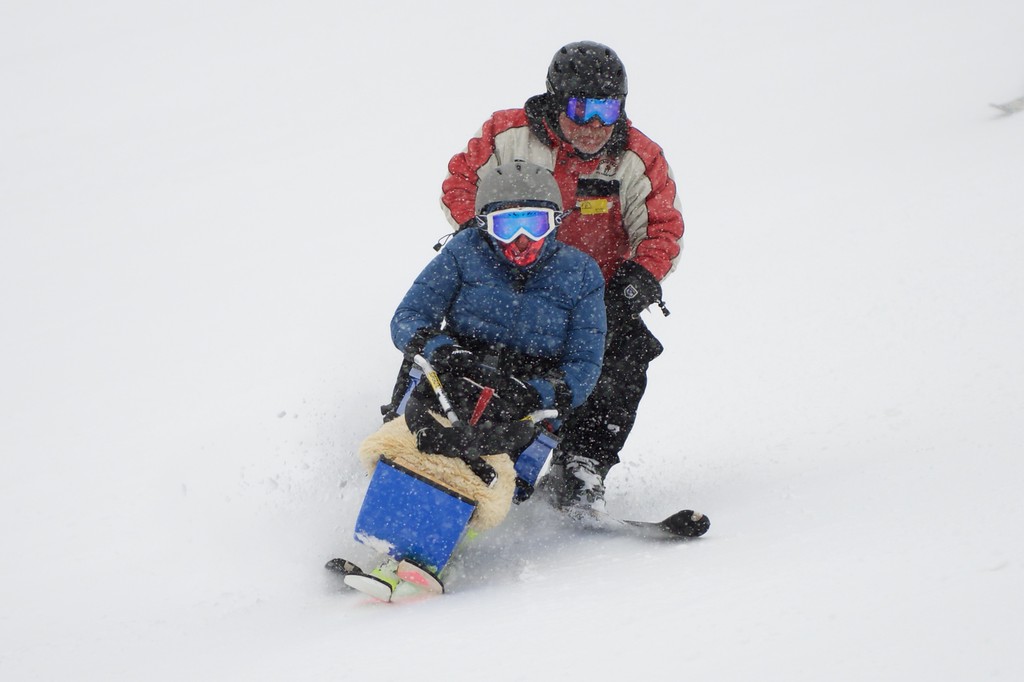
[546,41,628,99]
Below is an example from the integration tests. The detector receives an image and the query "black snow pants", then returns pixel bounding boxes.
[555,311,665,477]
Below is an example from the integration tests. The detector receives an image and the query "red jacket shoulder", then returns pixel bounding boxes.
[487,108,529,133]
[623,124,668,164]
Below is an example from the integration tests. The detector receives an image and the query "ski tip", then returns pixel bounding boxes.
[664,509,711,538]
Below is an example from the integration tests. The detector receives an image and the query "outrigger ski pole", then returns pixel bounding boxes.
[412,354,498,486]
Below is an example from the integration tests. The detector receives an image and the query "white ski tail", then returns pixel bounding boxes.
[343,573,396,602]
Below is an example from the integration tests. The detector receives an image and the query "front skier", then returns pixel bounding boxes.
[338,161,607,600]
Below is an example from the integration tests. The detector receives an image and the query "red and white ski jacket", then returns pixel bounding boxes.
[441,105,684,283]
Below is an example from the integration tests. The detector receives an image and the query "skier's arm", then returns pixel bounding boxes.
[441,120,498,228]
[620,143,684,282]
[527,263,606,410]
[390,249,462,356]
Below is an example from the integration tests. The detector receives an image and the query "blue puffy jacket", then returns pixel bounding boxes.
[391,228,606,409]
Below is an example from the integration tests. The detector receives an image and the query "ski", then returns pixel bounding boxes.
[991,96,1024,116]
[325,557,396,601]
[325,557,444,600]
[622,508,711,538]
[565,507,710,540]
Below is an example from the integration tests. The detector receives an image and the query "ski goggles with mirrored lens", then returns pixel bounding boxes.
[484,208,559,243]
[565,96,622,125]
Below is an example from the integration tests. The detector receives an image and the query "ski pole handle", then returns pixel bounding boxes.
[412,354,497,486]
[412,354,460,424]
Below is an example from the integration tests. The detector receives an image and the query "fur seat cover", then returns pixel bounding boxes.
[357,415,516,531]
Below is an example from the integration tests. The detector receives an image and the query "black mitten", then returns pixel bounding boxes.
[415,420,536,459]
[492,375,543,420]
[430,344,479,377]
[605,260,663,321]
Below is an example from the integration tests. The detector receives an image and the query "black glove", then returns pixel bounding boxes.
[415,419,537,459]
[430,343,480,377]
[402,327,444,359]
[605,260,663,321]
[492,375,543,420]
[431,343,516,393]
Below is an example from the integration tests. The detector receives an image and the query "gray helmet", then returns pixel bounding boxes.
[546,41,628,99]
[475,161,562,214]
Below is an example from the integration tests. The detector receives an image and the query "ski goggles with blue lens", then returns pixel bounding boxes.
[565,96,622,125]
[484,207,559,243]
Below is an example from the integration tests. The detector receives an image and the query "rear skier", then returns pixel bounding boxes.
[440,41,688,515]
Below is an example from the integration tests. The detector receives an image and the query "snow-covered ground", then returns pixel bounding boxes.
[3,1,1023,679]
